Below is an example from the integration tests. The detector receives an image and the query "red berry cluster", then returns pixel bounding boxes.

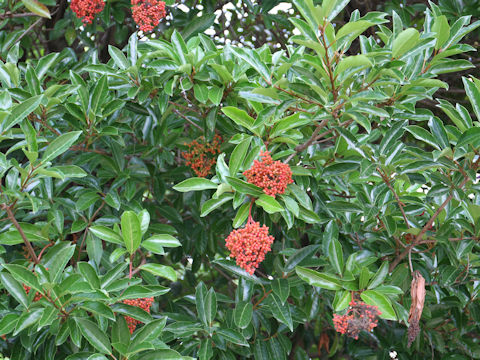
[225,218,274,275]
[70,0,105,24]
[182,135,222,177]
[131,0,166,32]
[333,300,381,339]
[122,297,154,334]
[23,285,43,302]
[243,151,293,197]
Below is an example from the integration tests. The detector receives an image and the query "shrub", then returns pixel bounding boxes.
[0,0,479,359]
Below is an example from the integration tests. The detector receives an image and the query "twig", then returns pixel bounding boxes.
[9,17,43,51]
[389,174,469,273]
[284,118,330,163]
[1,204,39,264]
[377,167,410,229]
[172,109,204,132]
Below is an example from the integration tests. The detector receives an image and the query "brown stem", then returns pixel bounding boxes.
[1,204,39,264]
[389,175,469,272]
[377,167,410,229]
[172,109,204,132]
[76,200,106,262]
[252,289,272,310]
[284,118,330,163]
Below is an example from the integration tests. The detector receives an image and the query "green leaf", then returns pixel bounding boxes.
[234,301,253,329]
[1,95,43,134]
[42,131,82,163]
[90,226,123,245]
[295,266,342,290]
[205,288,217,326]
[14,308,44,335]
[139,264,177,282]
[200,193,234,217]
[90,75,108,115]
[462,77,480,122]
[255,194,284,214]
[368,262,389,289]
[21,0,50,18]
[233,202,250,228]
[181,14,216,39]
[216,328,249,346]
[326,201,362,212]
[271,278,290,305]
[0,272,28,308]
[0,314,19,335]
[406,125,440,150]
[226,177,264,197]
[118,285,169,300]
[212,259,265,285]
[335,55,371,75]
[4,264,40,292]
[195,283,208,327]
[198,338,213,360]
[266,293,293,331]
[323,0,350,21]
[428,117,449,149]
[75,318,112,354]
[229,137,251,176]
[432,15,450,50]
[121,211,142,254]
[456,127,480,149]
[171,30,188,65]
[229,47,271,83]
[143,234,181,248]
[328,238,344,275]
[392,28,420,58]
[81,301,116,320]
[78,262,100,289]
[138,209,150,235]
[360,290,397,320]
[108,46,129,69]
[284,245,319,272]
[221,107,256,132]
[173,178,218,192]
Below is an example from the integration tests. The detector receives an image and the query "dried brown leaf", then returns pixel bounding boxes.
[407,270,425,347]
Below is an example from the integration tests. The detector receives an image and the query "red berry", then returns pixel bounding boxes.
[182,135,222,177]
[225,219,274,275]
[122,297,154,334]
[243,151,293,198]
[70,0,105,24]
[131,0,166,32]
[333,301,381,339]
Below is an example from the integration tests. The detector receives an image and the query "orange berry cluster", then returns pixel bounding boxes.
[225,219,274,275]
[122,297,154,334]
[244,151,293,197]
[333,300,381,339]
[70,0,105,24]
[23,285,43,302]
[131,0,166,32]
[182,134,222,177]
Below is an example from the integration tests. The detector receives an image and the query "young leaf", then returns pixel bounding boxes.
[121,211,142,254]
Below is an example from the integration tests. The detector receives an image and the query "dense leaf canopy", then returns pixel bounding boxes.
[0,0,480,359]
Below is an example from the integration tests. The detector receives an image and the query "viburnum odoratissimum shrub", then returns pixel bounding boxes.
[1,0,480,359]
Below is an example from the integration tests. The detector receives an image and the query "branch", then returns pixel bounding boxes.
[172,109,204,132]
[377,167,410,229]
[1,204,39,264]
[284,118,330,163]
[389,175,470,272]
